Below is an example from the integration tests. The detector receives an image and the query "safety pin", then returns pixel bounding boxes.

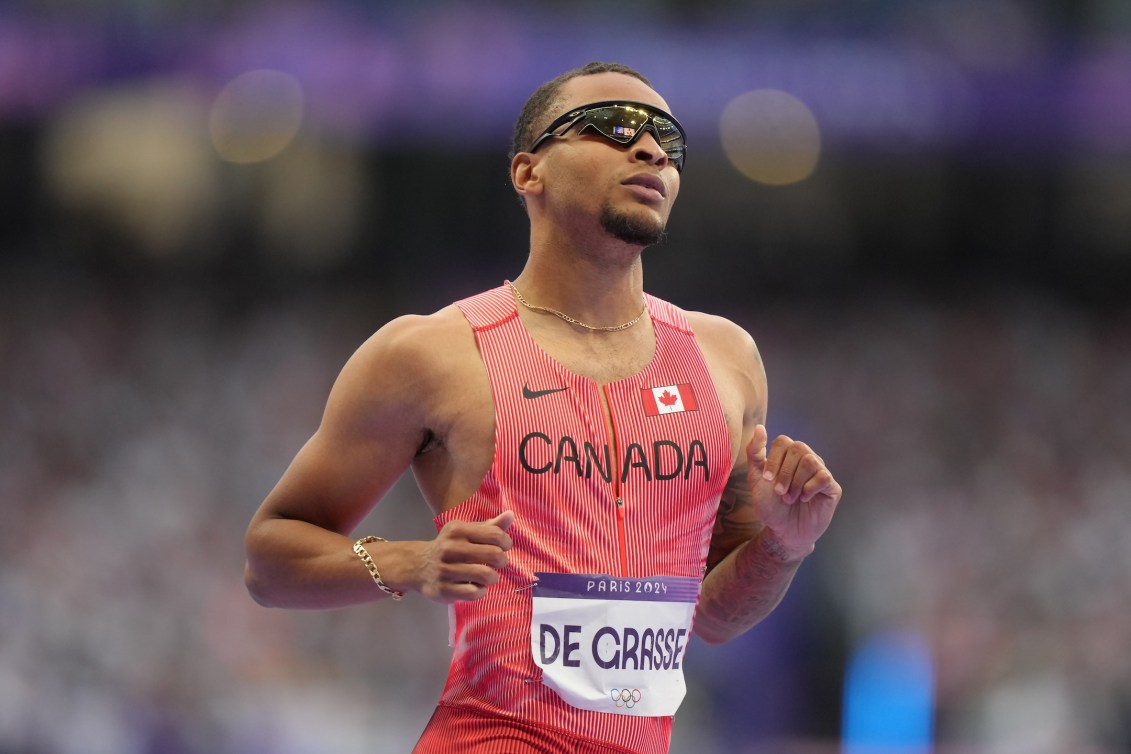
[514,579,539,593]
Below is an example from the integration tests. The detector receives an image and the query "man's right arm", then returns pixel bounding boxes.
[243,313,511,609]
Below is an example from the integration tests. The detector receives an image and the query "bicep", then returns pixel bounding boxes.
[250,324,434,536]
[696,316,769,572]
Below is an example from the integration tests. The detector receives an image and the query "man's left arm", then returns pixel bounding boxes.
[692,321,842,645]
[695,426,840,644]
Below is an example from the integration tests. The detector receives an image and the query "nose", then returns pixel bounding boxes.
[631,128,670,168]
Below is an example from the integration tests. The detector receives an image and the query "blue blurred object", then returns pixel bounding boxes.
[843,629,934,754]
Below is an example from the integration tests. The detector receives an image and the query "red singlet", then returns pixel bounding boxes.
[415,285,733,754]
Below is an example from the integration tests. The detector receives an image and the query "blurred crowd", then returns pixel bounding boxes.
[761,291,1131,752]
[1,273,1128,753]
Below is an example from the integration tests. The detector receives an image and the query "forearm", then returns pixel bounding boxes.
[244,516,406,609]
[694,528,811,644]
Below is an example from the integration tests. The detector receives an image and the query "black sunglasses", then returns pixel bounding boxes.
[526,100,687,172]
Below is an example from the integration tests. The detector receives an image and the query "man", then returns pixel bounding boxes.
[244,61,842,754]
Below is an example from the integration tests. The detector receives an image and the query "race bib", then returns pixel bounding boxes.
[530,572,700,717]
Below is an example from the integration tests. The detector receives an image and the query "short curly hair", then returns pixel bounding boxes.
[509,61,653,164]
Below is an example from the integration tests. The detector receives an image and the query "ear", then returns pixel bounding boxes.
[511,152,544,200]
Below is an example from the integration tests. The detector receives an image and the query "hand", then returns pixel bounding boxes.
[746,425,841,561]
[409,511,515,603]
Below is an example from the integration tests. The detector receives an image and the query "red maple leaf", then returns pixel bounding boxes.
[659,390,678,406]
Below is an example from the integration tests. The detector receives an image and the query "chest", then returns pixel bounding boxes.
[526,321,656,386]
[477,325,733,578]
[420,297,745,515]
[480,316,731,475]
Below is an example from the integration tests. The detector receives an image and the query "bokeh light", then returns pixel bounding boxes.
[720,89,821,186]
[210,69,305,164]
[253,140,368,270]
[41,80,219,258]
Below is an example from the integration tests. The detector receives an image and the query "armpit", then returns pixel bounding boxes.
[417,428,441,456]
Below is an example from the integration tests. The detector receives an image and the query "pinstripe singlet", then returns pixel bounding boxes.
[425,284,732,753]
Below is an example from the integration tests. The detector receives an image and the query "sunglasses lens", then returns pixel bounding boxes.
[584,106,685,170]
[651,117,685,169]
[652,117,680,144]
[581,107,638,142]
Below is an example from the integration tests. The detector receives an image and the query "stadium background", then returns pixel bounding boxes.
[1,1,1130,752]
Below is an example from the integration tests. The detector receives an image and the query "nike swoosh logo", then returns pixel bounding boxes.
[523,384,569,399]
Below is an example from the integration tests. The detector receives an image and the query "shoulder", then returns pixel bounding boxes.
[684,309,767,425]
[350,304,474,374]
[684,311,763,373]
[326,304,479,422]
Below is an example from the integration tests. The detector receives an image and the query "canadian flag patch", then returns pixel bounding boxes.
[641,383,699,416]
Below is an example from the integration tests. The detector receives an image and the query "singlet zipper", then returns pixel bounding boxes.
[602,384,630,577]
[614,497,628,576]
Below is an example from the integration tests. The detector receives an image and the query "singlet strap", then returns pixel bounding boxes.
[456,285,517,330]
[643,294,693,335]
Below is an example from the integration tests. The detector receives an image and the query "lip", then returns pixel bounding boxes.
[622,173,667,199]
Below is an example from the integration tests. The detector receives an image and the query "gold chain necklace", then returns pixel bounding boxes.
[506,280,647,333]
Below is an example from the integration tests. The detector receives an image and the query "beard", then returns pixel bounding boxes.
[599,202,667,247]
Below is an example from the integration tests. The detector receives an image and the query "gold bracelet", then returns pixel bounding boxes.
[352,536,404,601]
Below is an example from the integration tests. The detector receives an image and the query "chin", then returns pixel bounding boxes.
[599,203,668,247]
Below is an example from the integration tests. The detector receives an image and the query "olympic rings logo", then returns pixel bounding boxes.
[610,688,642,708]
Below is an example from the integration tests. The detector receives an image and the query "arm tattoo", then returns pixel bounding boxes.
[696,357,781,639]
[706,487,759,572]
[697,532,805,640]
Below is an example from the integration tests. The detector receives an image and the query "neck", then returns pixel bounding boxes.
[509,280,647,333]
[512,245,647,331]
